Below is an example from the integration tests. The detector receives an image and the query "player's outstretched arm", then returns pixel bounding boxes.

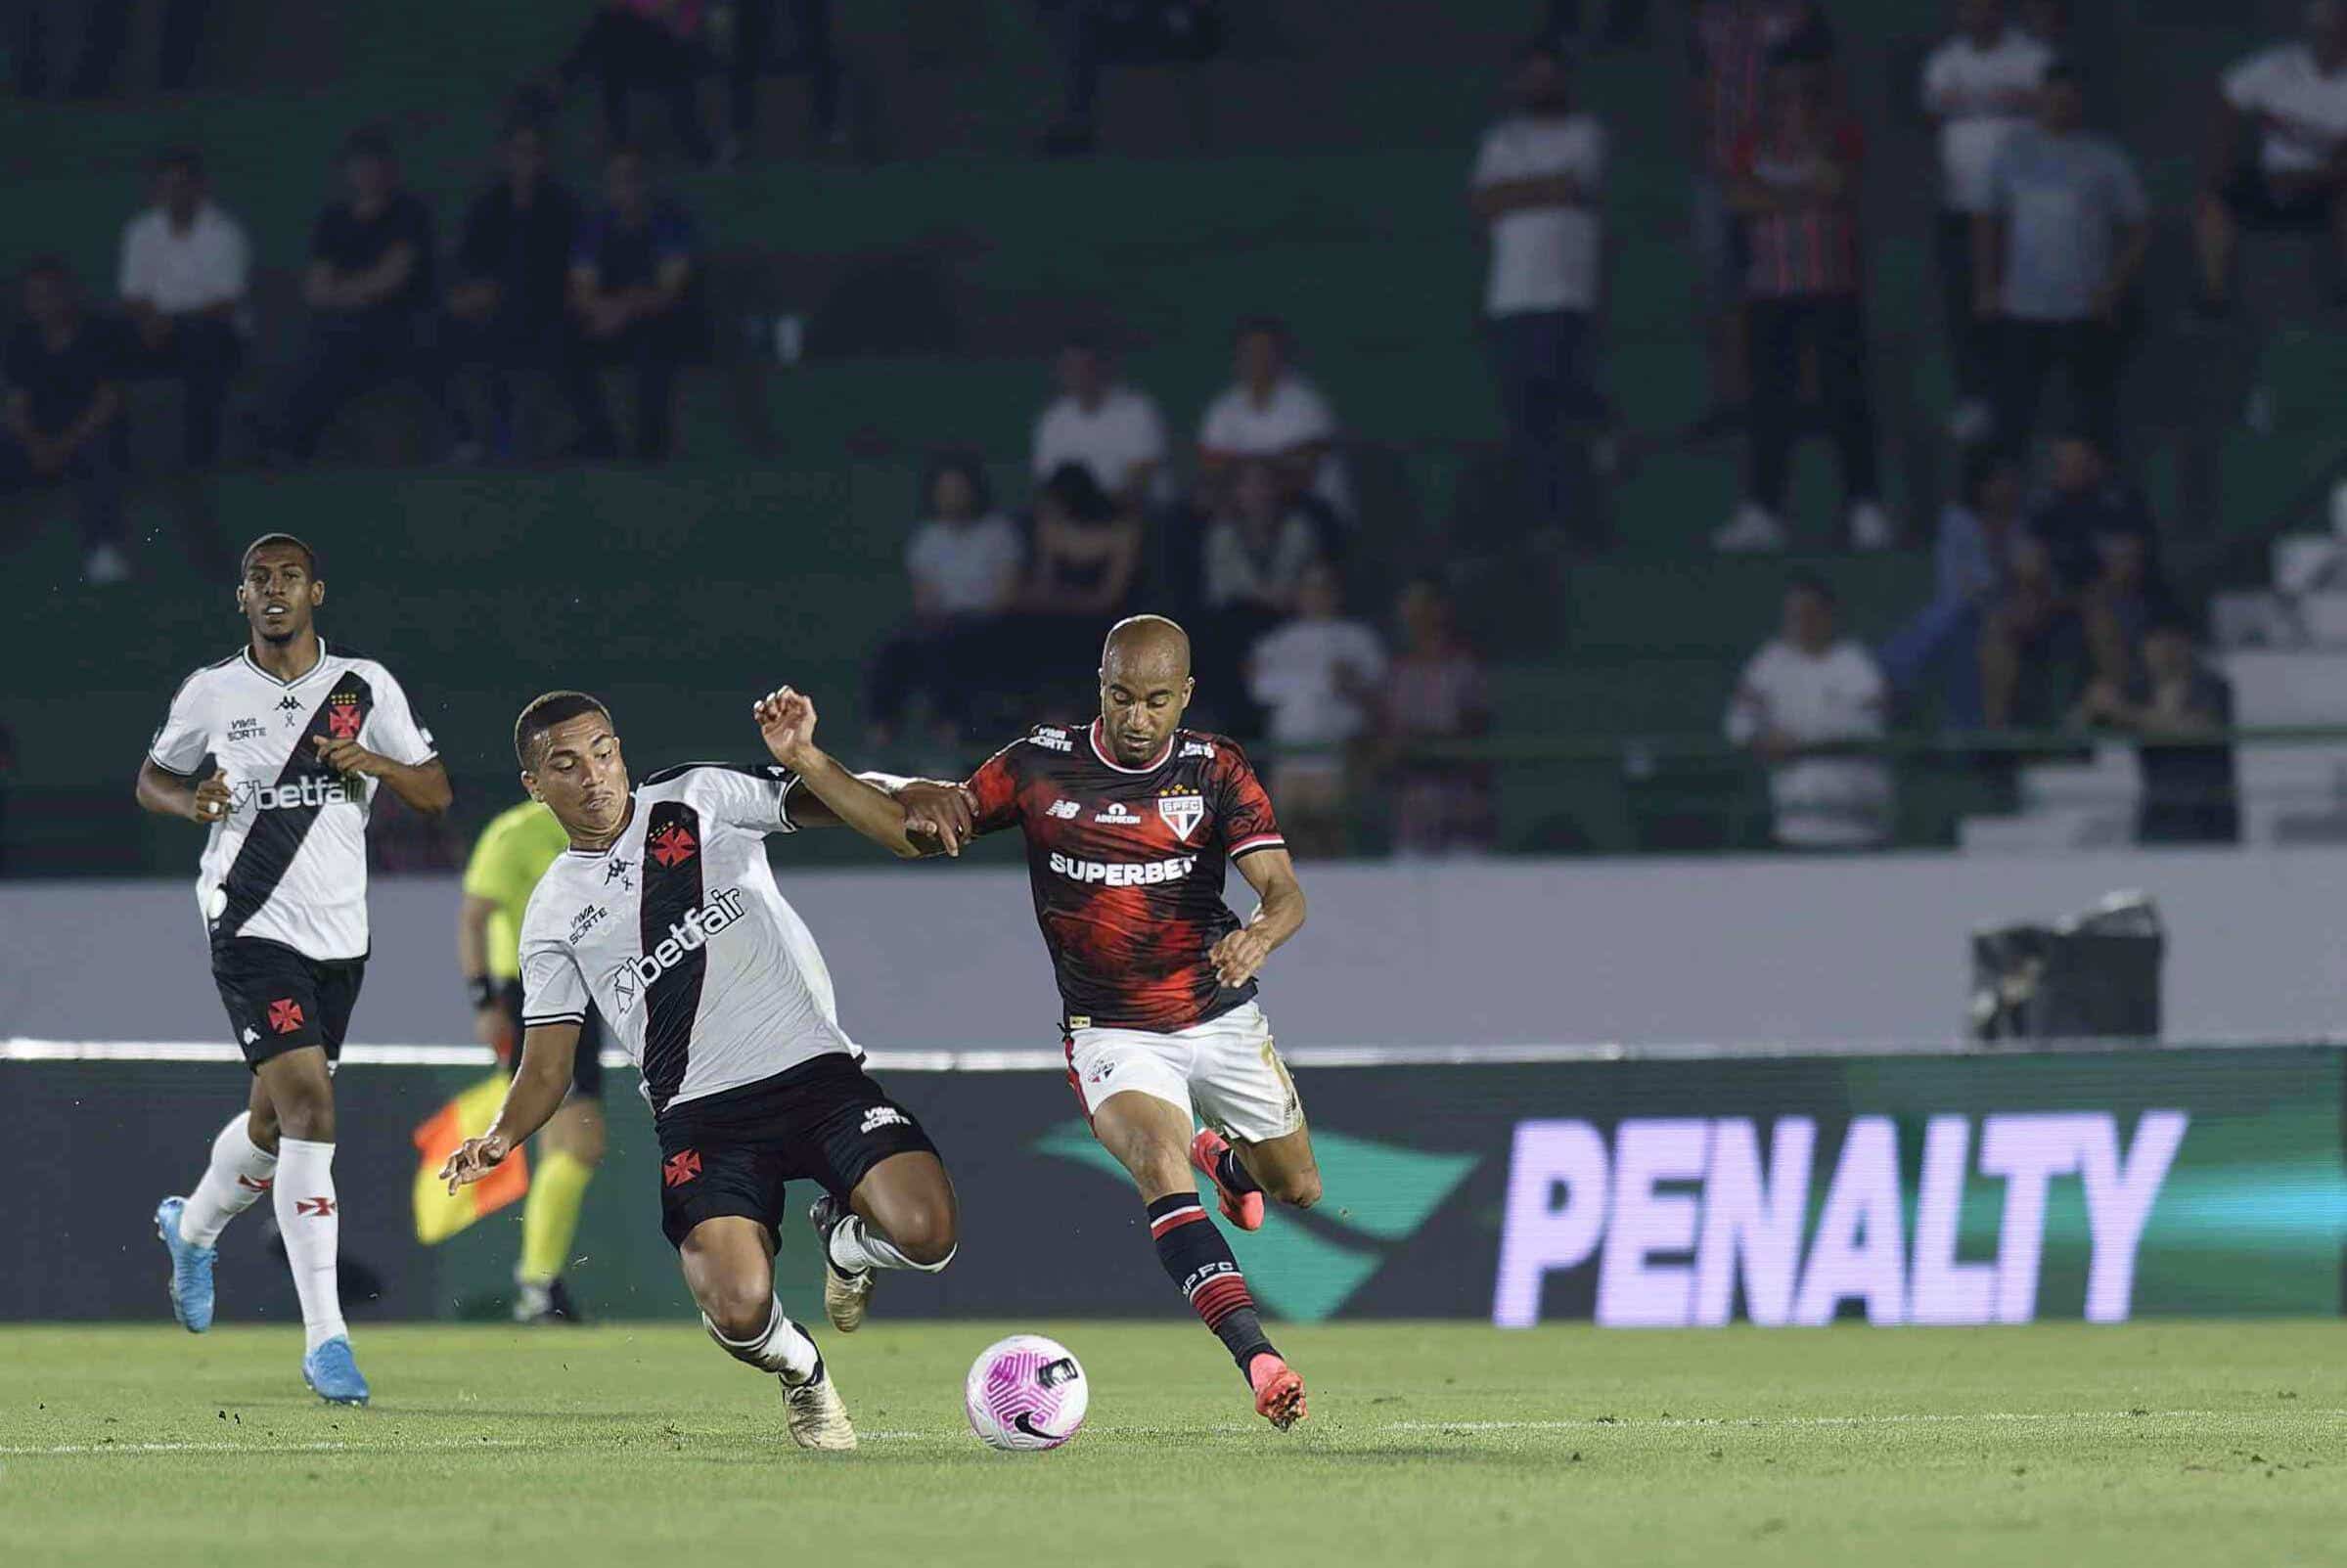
[442,1021,580,1191]
[311,738,453,817]
[136,757,232,823]
[751,686,972,858]
[1209,848,1307,989]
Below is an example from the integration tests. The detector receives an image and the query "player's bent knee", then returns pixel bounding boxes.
[1277,1169,1324,1209]
[891,1211,958,1270]
[698,1286,775,1346]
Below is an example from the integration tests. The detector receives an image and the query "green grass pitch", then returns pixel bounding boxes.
[3,1322,2342,1567]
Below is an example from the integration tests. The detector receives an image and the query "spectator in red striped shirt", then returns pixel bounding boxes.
[1714,56,1891,555]
[1686,0,1837,431]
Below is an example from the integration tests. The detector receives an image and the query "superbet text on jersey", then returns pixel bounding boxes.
[148,642,438,960]
[968,720,1286,1033]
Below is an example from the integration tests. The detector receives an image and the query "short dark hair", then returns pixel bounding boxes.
[924,451,994,517]
[515,691,612,770]
[1041,461,1115,524]
[1786,571,1837,607]
[241,532,319,578]
[1234,314,1292,349]
[342,124,394,163]
[155,146,204,178]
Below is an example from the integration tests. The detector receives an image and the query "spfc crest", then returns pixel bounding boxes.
[1157,788,1204,841]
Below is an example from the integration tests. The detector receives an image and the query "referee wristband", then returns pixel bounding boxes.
[466,976,499,1009]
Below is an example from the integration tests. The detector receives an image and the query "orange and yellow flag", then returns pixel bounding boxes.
[411,1074,529,1244]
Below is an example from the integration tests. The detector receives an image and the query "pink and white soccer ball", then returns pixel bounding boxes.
[965,1334,1089,1451]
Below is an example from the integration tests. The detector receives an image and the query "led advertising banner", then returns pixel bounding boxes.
[5,1046,2340,1323]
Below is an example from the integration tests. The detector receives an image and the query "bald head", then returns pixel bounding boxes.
[1102,615,1192,685]
[1097,615,1196,766]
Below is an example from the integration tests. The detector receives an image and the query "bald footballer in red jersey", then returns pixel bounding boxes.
[962,615,1319,1429]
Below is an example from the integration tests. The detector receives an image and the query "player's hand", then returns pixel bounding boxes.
[473,1003,517,1063]
[1210,926,1277,989]
[191,769,234,824]
[896,780,976,856]
[753,686,818,768]
[312,736,385,776]
[440,1133,511,1192]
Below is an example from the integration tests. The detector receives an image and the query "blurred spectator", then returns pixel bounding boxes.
[2194,1,2347,315]
[116,147,248,469]
[1975,60,2147,456]
[1247,562,1386,858]
[1031,336,1169,514]
[1197,317,1351,521]
[729,0,842,160]
[1921,0,2053,443]
[1469,35,1610,537]
[1009,463,1145,684]
[2,260,126,584]
[1878,446,2027,727]
[866,456,1024,753]
[1201,461,1322,619]
[1981,433,2171,727]
[2074,610,2239,846]
[1382,579,1496,857]
[2015,0,2068,49]
[560,1,717,169]
[568,147,700,464]
[10,0,210,97]
[1037,0,1224,157]
[1686,1,1837,428]
[446,112,590,462]
[1713,58,1890,554]
[1725,574,1893,849]
[272,127,442,465]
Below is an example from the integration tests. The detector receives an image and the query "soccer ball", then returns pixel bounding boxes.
[964,1334,1089,1451]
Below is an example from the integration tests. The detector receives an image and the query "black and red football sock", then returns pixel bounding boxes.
[1147,1191,1275,1377]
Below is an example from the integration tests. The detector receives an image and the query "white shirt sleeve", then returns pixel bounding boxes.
[1725,648,1774,744]
[148,670,213,774]
[978,517,1026,601]
[1285,381,1338,445]
[692,764,799,834]
[519,929,591,1027]
[1821,647,1890,739]
[1031,403,1064,477]
[1470,124,1512,188]
[361,667,438,765]
[1344,624,1389,688]
[905,520,945,592]
[1577,118,1609,186]
[2221,49,2274,112]
[118,216,154,303]
[1920,44,1955,116]
[1198,389,1241,453]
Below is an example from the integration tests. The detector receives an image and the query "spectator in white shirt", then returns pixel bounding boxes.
[864,454,1025,753]
[1726,575,1894,849]
[1247,561,1387,856]
[1030,335,1169,514]
[1198,459,1325,737]
[1470,36,1610,538]
[1196,316,1351,519]
[2195,0,2347,313]
[1921,0,2052,441]
[116,148,249,469]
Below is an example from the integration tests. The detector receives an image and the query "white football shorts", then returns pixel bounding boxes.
[1063,1001,1304,1144]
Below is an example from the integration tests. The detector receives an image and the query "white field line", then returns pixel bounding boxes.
[6,1409,2339,1456]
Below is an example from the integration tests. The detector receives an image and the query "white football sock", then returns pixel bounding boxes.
[702,1296,820,1384]
[828,1213,954,1276]
[180,1111,278,1249]
[272,1138,347,1354]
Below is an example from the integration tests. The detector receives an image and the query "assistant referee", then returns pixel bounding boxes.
[458,797,606,1323]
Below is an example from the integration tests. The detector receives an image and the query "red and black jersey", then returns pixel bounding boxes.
[968,719,1286,1034]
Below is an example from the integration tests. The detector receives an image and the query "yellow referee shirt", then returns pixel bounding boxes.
[462,800,573,981]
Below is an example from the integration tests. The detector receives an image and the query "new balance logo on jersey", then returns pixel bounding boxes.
[860,1105,910,1135]
[1094,803,1142,825]
[1048,852,1198,887]
[630,886,749,985]
[1047,799,1083,820]
[235,775,355,812]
